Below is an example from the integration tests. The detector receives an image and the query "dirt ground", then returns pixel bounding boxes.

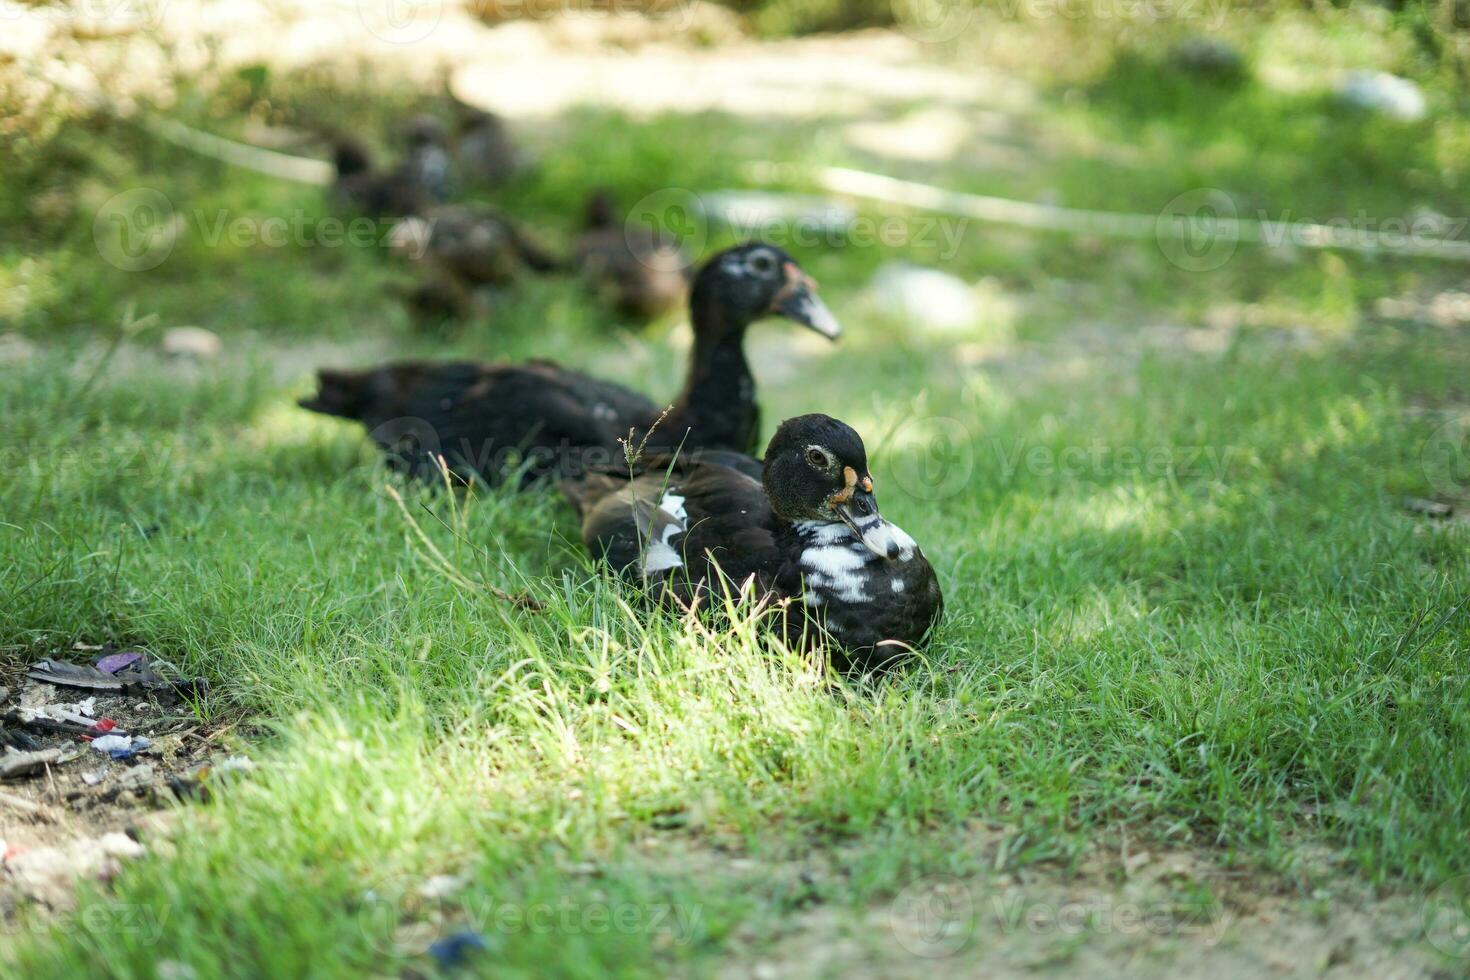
[0,648,240,921]
[629,833,1460,979]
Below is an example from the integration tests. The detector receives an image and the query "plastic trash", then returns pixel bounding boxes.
[95,651,144,675]
[428,931,489,969]
[90,735,151,760]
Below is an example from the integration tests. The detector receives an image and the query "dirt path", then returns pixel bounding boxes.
[633,834,1458,979]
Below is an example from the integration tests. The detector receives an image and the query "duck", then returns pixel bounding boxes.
[329,138,430,220]
[560,413,944,671]
[299,243,841,485]
[573,190,691,320]
[452,106,529,187]
[387,202,564,323]
[397,114,456,205]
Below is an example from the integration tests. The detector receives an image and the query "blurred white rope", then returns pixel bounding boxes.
[143,116,333,185]
[136,117,1470,263]
[811,165,1470,262]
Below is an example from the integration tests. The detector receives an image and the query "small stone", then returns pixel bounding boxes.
[0,333,37,365]
[1337,71,1427,122]
[868,262,981,333]
[0,748,61,780]
[1403,496,1453,519]
[1170,37,1247,81]
[161,326,221,359]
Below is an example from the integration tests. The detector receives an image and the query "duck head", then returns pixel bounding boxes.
[332,139,373,178]
[690,243,841,342]
[402,114,449,149]
[763,414,901,559]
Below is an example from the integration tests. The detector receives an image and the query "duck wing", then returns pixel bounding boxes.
[569,455,781,605]
[300,360,659,485]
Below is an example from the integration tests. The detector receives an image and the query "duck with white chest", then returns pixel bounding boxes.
[561,414,943,672]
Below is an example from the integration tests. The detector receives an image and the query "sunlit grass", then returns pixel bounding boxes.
[4,11,1470,976]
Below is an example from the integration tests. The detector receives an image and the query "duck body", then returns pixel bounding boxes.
[574,191,691,319]
[300,359,659,483]
[387,203,563,326]
[454,109,528,187]
[562,415,943,670]
[777,518,942,669]
[301,243,840,485]
[330,139,430,220]
[399,115,456,205]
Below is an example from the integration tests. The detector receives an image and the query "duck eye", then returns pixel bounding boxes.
[749,252,776,275]
[806,447,830,468]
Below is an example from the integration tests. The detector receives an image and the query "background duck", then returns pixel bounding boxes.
[298,243,841,485]
[452,106,529,188]
[387,202,564,324]
[397,114,456,205]
[573,190,691,320]
[328,138,431,220]
[561,413,944,672]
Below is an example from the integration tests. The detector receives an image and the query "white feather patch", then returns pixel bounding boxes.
[799,540,870,604]
[859,520,917,562]
[640,492,687,576]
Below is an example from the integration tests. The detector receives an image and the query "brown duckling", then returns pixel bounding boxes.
[574,190,691,320]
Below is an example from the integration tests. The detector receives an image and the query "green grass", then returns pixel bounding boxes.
[4,12,1470,977]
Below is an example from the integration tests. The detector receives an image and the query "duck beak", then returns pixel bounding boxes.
[835,493,901,560]
[829,468,896,559]
[771,262,841,340]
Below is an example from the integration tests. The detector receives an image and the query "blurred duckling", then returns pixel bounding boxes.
[387,203,563,324]
[330,138,430,219]
[573,190,691,320]
[399,113,456,204]
[453,106,530,187]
